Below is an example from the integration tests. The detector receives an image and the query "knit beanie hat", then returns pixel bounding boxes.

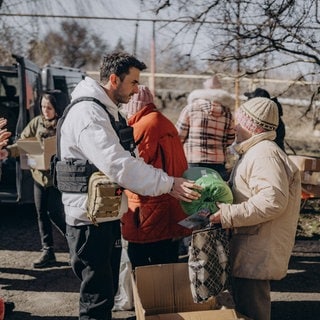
[236,97,279,134]
[122,85,154,118]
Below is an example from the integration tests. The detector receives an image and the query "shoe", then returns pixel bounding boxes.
[33,248,56,268]
[4,301,15,316]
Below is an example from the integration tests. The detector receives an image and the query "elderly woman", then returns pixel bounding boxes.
[210,97,301,320]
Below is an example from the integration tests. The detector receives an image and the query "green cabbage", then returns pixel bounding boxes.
[181,168,233,216]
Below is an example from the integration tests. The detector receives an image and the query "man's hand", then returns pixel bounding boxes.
[169,177,202,202]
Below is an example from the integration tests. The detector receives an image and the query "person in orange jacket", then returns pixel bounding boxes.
[121,85,192,268]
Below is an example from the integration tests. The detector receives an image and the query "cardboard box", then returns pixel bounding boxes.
[17,136,56,170]
[300,171,320,185]
[301,184,320,198]
[132,263,247,320]
[289,155,320,172]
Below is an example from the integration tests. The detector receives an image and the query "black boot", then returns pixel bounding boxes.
[4,301,15,317]
[33,248,56,268]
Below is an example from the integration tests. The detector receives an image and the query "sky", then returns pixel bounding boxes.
[2,0,319,81]
[0,0,170,57]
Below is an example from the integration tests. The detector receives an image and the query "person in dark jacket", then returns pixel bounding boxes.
[0,117,15,317]
[0,91,69,268]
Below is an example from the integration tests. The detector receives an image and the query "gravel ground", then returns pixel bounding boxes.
[0,203,319,320]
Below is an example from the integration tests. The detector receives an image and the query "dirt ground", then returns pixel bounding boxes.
[0,203,319,320]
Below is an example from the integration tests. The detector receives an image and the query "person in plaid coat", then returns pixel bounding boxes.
[176,88,235,180]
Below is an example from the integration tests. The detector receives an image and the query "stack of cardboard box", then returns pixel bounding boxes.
[289,155,320,198]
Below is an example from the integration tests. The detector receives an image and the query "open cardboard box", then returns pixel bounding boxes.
[17,136,56,170]
[300,171,320,186]
[132,263,248,320]
[289,155,320,172]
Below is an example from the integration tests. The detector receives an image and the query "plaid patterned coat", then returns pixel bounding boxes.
[176,99,235,164]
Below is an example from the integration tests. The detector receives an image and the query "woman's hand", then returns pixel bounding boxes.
[0,117,7,130]
[0,149,9,160]
[209,211,221,224]
[209,202,222,224]
[0,129,11,150]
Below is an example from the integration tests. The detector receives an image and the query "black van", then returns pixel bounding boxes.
[0,55,85,204]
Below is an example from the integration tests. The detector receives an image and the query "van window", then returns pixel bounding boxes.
[42,65,85,98]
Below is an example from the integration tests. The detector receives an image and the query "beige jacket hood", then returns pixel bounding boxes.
[219,131,301,280]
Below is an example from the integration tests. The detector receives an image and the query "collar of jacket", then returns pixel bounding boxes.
[234,130,277,155]
[127,103,157,125]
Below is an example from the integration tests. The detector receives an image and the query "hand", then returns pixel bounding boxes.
[0,118,7,130]
[209,210,221,224]
[209,203,222,224]
[169,177,202,202]
[0,149,9,160]
[0,129,11,150]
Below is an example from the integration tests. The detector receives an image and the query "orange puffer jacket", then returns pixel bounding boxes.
[121,104,191,243]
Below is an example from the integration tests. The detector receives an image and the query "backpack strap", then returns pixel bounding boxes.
[56,96,135,160]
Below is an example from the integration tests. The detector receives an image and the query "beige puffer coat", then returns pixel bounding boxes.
[219,131,301,280]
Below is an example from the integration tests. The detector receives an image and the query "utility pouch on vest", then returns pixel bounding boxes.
[54,158,98,193]
[87,171,123,225]
[118,126,135,155]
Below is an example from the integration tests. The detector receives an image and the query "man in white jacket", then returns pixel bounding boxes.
[210,97,301,320]
[60,52,201,320]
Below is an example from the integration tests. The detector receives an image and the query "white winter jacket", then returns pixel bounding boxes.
[219,131,301,280]
[60,77,173,226]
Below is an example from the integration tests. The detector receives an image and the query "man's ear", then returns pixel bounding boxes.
[110,74,118,87]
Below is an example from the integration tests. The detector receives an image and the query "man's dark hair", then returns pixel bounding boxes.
[100,51,147,83]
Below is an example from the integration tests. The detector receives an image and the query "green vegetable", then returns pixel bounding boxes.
[181,168,233,216]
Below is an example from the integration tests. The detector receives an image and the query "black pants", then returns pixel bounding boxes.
[66,220,122,320]
[188,162,229,181]
[33,181,66,250]
[128,239,179,269]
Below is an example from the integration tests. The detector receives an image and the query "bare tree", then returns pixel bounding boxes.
[28,21,109,69]
[141,0,320,78]
[141,0,320,118]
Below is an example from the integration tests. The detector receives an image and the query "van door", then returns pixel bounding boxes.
[0,55,42,203]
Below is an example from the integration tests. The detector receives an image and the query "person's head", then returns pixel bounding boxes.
[187,88,235,109]
[244,87,270,100]
[40,90,70,120]
[203,75,222,90]
[100,51,147,105]
[235,97,279,143]
[122,85,154,118]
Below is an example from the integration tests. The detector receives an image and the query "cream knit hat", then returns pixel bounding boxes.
[122,85,154,118]
[236,97,279,134]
